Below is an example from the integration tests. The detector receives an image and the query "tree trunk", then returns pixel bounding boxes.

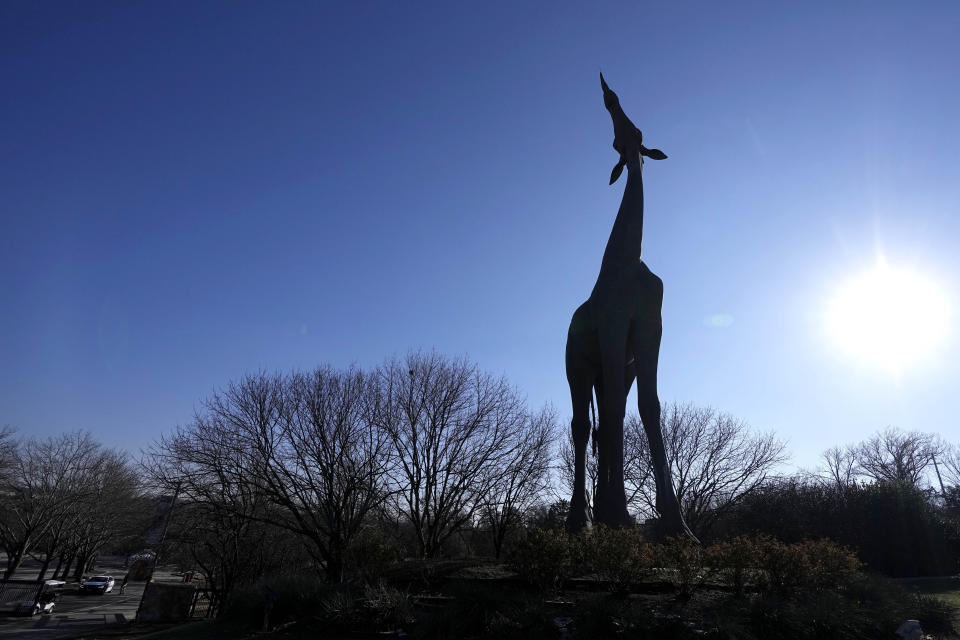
[492,526,505,560]
[51,554,64,580]
[60,553,76,581]
[73,553,88,582]
[3,542,27,580]
[37,554,52,581]
[324,554,344,583]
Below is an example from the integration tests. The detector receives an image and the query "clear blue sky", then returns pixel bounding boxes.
[2,2,958,469]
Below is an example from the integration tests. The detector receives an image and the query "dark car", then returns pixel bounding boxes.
[79,575,115,594]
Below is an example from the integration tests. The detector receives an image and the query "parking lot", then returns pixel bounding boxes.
[0,558,188,639]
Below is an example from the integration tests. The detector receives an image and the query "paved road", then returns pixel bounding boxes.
[0,559,194,639]
[0,585,144,638]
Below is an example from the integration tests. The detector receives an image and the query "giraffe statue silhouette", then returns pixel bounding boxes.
[565,74,697,541]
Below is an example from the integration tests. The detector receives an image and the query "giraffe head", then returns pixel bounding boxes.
[601,73,667,184]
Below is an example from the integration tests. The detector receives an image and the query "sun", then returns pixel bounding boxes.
[825,260,949,372]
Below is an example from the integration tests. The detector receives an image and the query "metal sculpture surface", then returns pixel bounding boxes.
[565,74,696,540]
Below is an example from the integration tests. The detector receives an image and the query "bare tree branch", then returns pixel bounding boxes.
[625,403,788,537]
[375,352,528,558]
[482,404,557,558]
[145,366,391,582]
[854,427,946,487]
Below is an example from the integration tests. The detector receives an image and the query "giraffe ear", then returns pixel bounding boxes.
[644,148,667,160]
[609,161,625,184]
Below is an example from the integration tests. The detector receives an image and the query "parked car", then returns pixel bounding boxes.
[80,575,115,594]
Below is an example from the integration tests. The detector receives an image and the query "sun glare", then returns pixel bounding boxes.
[826,260,949,372]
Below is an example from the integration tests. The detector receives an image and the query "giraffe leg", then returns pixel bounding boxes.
[595,319,632,528]
[631,318,699,543]
[566,340,594,533]
[592,375,608,523]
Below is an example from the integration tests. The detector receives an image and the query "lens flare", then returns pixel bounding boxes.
[826,261,949,372]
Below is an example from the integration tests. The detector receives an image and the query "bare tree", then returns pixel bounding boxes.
[854,427,945,487]
[0,431,107,579]
[626,403,788,537]
[162,499,302,613]
[818,445,860,491]
[30,448,141,581]
[375,352,529,558]
[67,450,141,580]
[147,366,391,582]
[941,443,960,487]
[0,426,15,485]
[482,405,556,558]
[275,366,393,579]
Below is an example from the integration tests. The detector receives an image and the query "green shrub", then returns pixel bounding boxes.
[583,525,655,592]
[360,581,414,630]
[755,536,804,595]
[751,536,862,596]
[706,535,762,596]
[658,535,712,598]
[508,529,578,593]
[220,573,334,630]
[411,583,554,640]
[793,538,861,590]
[716,479,960,577]
[343,526,399,583]
[747,576,958,640]
[319,589,355,629]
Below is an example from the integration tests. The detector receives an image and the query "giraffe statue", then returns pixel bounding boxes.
[565,74,696,541]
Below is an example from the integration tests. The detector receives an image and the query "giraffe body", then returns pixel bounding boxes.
[565,75,696,541]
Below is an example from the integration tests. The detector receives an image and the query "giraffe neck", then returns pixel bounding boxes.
[597,157,644,280]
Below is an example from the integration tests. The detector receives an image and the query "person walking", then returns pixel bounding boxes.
[120,574,129,595]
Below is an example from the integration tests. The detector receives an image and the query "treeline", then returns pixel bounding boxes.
[0,429,147,580]
[145,352,555,586]
[715,427,960,576]
[2,351,959,608]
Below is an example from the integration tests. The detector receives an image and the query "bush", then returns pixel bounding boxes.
[226,579,414,635]
[343,526,399,583]
[508,529,578,593]
[582,526,655,592]
[745,536,862,596]
[754,536,805,596]
[220,573,334,630]
[319,588,355,629]
[793,538,861,590]
[706,535,761,597]
[658,535,711,598]
[411,583,554,640]
[747,575,958,640]
[716,479,960,577]
[360,581,414,630]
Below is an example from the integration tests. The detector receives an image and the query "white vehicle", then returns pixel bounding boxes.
[31,591,57,615]
[14,580,63,615]
[80,575,115,594]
